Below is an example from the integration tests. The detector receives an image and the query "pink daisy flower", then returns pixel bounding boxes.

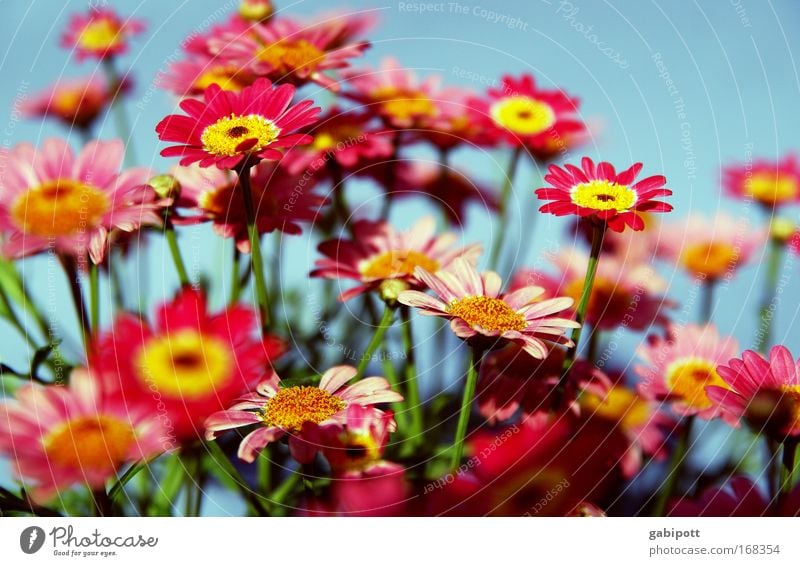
[511,248,671,331]
[657,213,767,281]
[0,368,165,503]
[398,258,579,358]
[210,15,370,90]
[467,73,587,158]
[61,7,145,61]
[22,75,128,131]
[91,289,286,441]
[205,365,403,464]
[723,154,800,209]
[635,324,739,420]
[311,216,482,302]
[0,138,163,264]
[155,78,321,169]
[535,157,673,232]
[342,57,444,129]
[281,107,393,175]
[172,160,327,252]
[707,345,800,439]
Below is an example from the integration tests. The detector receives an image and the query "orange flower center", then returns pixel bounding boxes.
[447,296,527,332]
[360,250,440,280]
[257,39,324,75]
[681,241,739,279]
[261,386,346,431]
[134,329,234,399]
[580,386,651,429]
[665,357,727,410]
[78,19,122,51]
[44,415,136,472]
[489,96,555,136]
[372,87,437,122]
[10,179,109,237]
[745,172,799,206]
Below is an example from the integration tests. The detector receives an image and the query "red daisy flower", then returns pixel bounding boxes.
[535,157,673,232]
[91,288,285,441]
[155,78,321,169]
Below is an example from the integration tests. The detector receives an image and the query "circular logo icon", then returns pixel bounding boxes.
[20,526,45,554]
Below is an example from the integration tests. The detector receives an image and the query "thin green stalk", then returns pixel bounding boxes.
[205,441,269,515]
[555,222,606,407]
[59,255,90,350]
[109,460,149,501]
[257,449,271,495]
[700,280,715,324]
[450,347,483,470]
[236,161,271,331]
[754,236,785,353]
[356,304,394,378]
[780,438,798,500]
[379,131,403,218]
[488,146,523,270]
[381,348,409,431]
[230,243,242,305]
[164,221,190,287]
[103,58,138,166]
[89,262,99,334]
[652,415,694,516]
[586,327,600,364]
[270,468,303,507]
[108,249,126,314]
[0,285,38,351]
[400,306,423,445]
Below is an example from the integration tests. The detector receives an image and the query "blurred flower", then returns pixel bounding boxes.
[657,213,767,281]
[416,86,487,151]
[156,78,320,169]
[669,476,800,517]
[172,161,327,252]
[61,7,145,61]
[318,404,399,474]
[398,258,579,358]
[477,345,610,422]
[536,157,672,232]
[161,59,253,97]
[92,289,284,441]
[22,75,128,131]
[723,154,800,209]
[512,248,671,331]
[282,107,393,175]
[707,345,800,439]
[468,73,586,159]
[0,138,162,264]
[343,57,443,129]
[635,324,738,420]
[210,15,370,90]
[304,465,409,516]
[0,368,165,503]
[205,366,402,463]
[311,216,481,302]
[578,383,672,478]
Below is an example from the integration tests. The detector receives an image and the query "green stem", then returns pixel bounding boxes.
[91,488,112,517]
[356,304,394,378]
[780,438,798,500]
[379,131,403,218]
[236,161,271,331]
[381,348,409,431]
[230,243,242,305]
[269,468,303,507]
[257,448,271,495]
[59,255,90,350]
[587,327,600,364]
[555,222,605,407]
[109,460,149,502]
[754,236,785,353]
[88,261,99,334]
[0,285,38,352]
[164,220,190,287]
[103,58,138,166]
[488,146,523,270]
[108,249,126,314]
[400,306,423,445]
[205,441,269,515]
[450,347,483,471]
[700,280,715,324]
[652,415,694,516]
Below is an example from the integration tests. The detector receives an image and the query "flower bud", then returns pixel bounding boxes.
[240,0,274,22]
[379,279,409,306]
[148,174,181,200]
[770,217,796,243]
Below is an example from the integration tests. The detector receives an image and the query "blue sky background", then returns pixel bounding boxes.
[1,0,800,513]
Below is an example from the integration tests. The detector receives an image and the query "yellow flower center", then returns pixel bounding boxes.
[570,180,637,212]
[43,415,135,472]
[447,296,527,333]
[311,124,363,152]
[335,431,382,471]
[261,386,346,431]
[134,330,234,399]
[564,275,629,318]
[745,172,799,206]
[78,19,122,51]
[489,96,555,136]
[360,250,440,280]
[193,66,247,93]
[580,385,651,429]
[201,114,280,157]
[11,179,109,237]
[257,39,324,75]
[680,242,739,279]
[52,89,84,116]
[779,385,800,432]
[665,357,727,410]
[372,87,437,122]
